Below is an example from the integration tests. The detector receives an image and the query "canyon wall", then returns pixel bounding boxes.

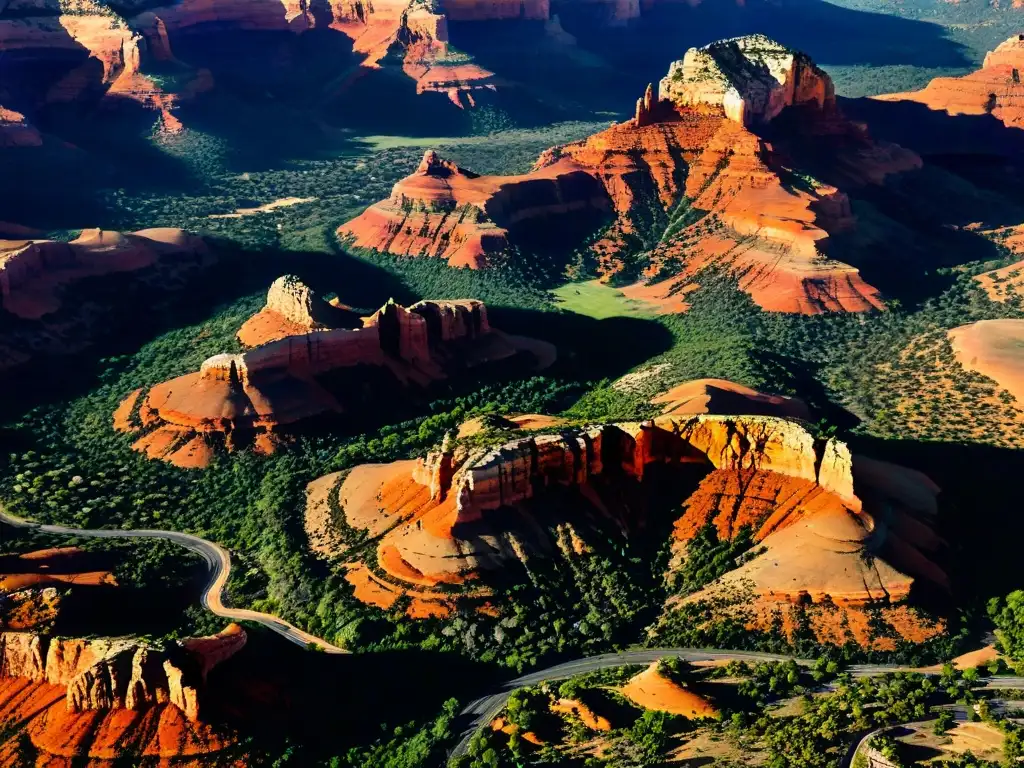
[0,624,245,721]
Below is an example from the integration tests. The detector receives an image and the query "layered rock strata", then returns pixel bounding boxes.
[115,280,551,466]
[338,149,612,268]
[340,35,920,314]
[0,625,245,764]
[875,34,1024,131]
[0,624,245,721]
[312,388,944,632]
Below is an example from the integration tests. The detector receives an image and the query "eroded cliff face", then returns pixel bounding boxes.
[0,625,245,720]
[0,625,245,764]
[339,149,612,267]
[875,34,1024,131]
[310,386,943,637]
[115,281,549,467]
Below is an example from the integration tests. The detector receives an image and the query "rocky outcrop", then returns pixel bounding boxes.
[659,35,835,126]
[236,274,361,347]
[875,34,1024,131]
[116,284,552,466]
[0,625,245,721]
[0,228,208,320]
[0,107,42,148]
[339,149,612,268]
[319,395,945,624]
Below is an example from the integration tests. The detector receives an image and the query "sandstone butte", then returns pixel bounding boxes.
[948,319,1024,405]
[114,275,555,468]
[619,662,719,719]
[875,34,1024,131]
[305,382,948,647]
[0,227,208,321]
[339,35,921,315]
[0,624,246,765]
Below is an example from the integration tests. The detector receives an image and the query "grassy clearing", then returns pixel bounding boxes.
[552,280,657,320]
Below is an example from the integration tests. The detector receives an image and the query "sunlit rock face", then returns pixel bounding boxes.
[659,35,835,127]
[875,34,1024,131]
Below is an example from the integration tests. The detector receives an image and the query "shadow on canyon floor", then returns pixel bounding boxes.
[846,434,1024,606]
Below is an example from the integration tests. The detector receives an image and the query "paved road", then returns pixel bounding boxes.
[450,648,917,760]
[450,648,1024,762]
[0,508,347,654]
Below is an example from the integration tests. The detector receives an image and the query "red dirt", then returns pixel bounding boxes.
[653,379,811,421]
[949,319,1024,404]
[619,663,719,719]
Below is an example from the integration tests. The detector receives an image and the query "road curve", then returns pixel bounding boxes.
[0,508,348,654]
[450,649,1024,762]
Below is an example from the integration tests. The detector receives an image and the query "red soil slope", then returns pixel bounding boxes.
[652,378,811,421]
[949,319,1024,404]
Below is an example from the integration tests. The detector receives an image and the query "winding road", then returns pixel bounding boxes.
[0,508,348,653]
[8,508,1024,766]
[450,651,1024,761]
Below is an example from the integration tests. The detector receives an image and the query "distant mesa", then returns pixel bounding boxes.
[949,319,1024,405]
[339,35,920,315]
[305,382,946,646]
[338,149,612,268]
[0,624,246,763]
[114,276,555,468]
[0,228,208,321]
[875,34,1024,131]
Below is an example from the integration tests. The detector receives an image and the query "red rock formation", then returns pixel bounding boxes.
[339,36,918,314]
[0,228,207,320]
[339,149,611,267]
[317,406,932,621]
[875,34,1024,131]
[117,282,551,467]
[0,626,244,765]
[237,274,362,347]
[659,35,835,126]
